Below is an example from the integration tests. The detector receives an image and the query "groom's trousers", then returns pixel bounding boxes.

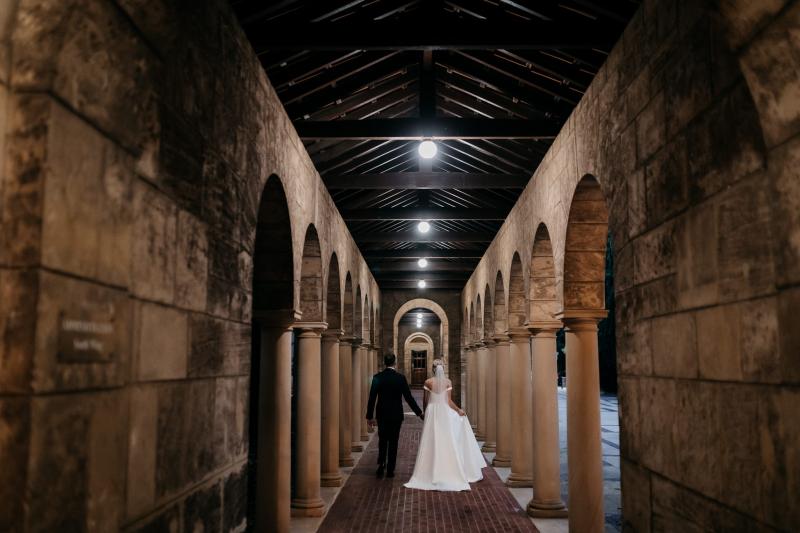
[377,419,402,473]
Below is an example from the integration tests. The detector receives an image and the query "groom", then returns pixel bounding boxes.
[366,351,423,478]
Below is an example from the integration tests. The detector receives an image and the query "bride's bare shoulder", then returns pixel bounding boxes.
[424,377,434,388]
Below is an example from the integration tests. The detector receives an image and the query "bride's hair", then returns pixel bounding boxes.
[431,358,444,373]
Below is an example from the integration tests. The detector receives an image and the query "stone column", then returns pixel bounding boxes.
[338,337,354,466]
[350,337,363,452]
[291,323,326,517]
[561,311,606,533]
[476,341,488,440]
[469,344,479,431]
[320,330,343,487]
[464,345,475,428]
[367,346,376,433]
[254,315,294,533]
[527,322,567,518]
[507,328,533,487]
[360,343,370,441]
[481,339,497,453]
[492,334,512,466]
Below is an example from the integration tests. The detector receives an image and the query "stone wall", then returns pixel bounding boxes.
[461,0,800,530]
[0,1,379,531]
[380,290,463,402]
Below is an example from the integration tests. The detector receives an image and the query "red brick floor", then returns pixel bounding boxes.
[318,392,538,533]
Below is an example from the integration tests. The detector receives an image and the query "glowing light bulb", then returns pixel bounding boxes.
[417,221,430,233]
[416,320,422,327]
[417,279,426,289]
[417,258,428,268]
[418,140,437,159]
[416,313,423,319]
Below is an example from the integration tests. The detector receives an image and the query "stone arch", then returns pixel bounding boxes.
[249,175,294,530]
[508,252,526,329]
[562,175,608,312]
[326,253,341,331]
[469,301,476,342]
[343,273,353,336]
[392,298,450,376]
[482,284,493,339]
[362,294,371,342]
[475,295,483,341]
[299,225,323,322]
[354,285,363,340]
[493,271,507,335]
[404,331,435,379]
[529,223,559,323]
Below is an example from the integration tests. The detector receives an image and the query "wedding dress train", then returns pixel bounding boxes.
[404,366,486,491]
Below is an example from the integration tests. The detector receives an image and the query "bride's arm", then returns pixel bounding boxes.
[446,389,465,416]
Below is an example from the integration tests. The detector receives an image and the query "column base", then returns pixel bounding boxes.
[290,498,325,517]
[492,456,511,467]
[506,474,533,487]
[481,442,496,453]
[339,456,354,467]
[526,500,568,518]
[352,443,363,452]
[475,431,486,440]
[320,473,343,487]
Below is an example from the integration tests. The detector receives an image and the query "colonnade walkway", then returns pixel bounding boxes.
[312,391,537,533]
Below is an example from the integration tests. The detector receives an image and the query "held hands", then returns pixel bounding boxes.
[458,409,465,417]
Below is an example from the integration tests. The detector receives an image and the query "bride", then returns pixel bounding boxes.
[404,359,486,491]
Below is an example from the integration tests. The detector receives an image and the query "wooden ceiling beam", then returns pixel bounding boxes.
[342,207,507,220]
[295,117,559,140]
[249,18,615,51]
[353,231,494,242]
[324,171,529,189]
[361,249,484,259]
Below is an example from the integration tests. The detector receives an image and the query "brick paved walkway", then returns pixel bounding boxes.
[318,393,538,533]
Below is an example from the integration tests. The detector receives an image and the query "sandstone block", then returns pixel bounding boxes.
[677,204,719,309]
[777,286,800,382]
[633,219,676,285]
[175,210,208,312]
[637,275,677,319]
[662,26,712,138]
[717,0,787,49]
[644,136,688,226]
[635,90,665,163]
[126,385,157,520]
[696,304,743,381]
[41,102,133,286]
[739,2,800,147]
[34,270,130,392]
[0,268,37,392]
[621,459,651,532]
[223,464,248,532]
[740,296,781,383]
[0,397,29,532]
[27,390,126,532]
[135,301,188,382]
[769,135,800,286]
[131,182,177,304]
[760,387,800,529]
[652,312,697,379]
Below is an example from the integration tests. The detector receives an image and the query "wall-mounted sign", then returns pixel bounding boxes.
[57,308,116,363]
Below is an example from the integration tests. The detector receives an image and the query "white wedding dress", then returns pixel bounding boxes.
[404,365,486,491]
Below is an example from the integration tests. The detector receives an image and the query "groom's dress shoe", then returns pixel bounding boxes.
[376,465,385,478]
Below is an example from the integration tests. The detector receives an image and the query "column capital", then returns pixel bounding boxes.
[253,308,302,328]
[351,337,364,347]
[491,333,510,345]
[322,329,343,340]
[507,327,531,341]
[481,337,496,347]
[525,320,563,336]
[294,321,328,336]
[556,309,607,331]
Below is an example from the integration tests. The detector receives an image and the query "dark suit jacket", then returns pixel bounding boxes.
[366,368,423,424]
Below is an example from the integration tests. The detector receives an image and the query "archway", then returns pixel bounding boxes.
[249,175,294,531]
[559,174,611,533]
[391,298,450,379]
[404,332,435,386]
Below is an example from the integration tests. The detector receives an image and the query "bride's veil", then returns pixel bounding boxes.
[432,360,448,394]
